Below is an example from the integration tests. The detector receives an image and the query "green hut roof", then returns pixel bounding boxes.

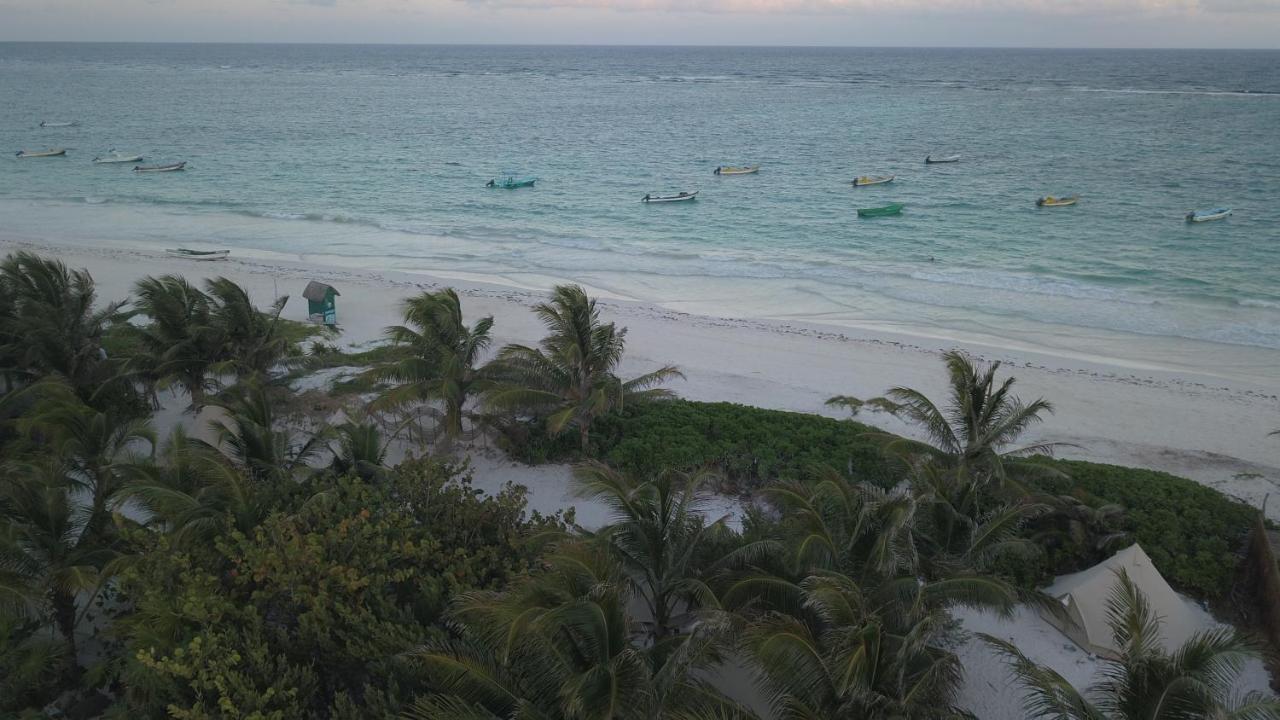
[302,281,339,302]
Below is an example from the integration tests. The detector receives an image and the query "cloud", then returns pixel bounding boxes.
[459,0,1271,14]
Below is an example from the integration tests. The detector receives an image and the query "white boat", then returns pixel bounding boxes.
[39,121,76,128]
[852,174,895,187]
[714,165,759,175]
[165,248,228,261]
[93,152,144,164]
[642,190,698,203]
[1186,207,1231,223]
[15,148,66,158]
[925,154,960,164]
[134,161,186,173]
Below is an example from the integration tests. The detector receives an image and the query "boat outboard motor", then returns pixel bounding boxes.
[485,179,495,187]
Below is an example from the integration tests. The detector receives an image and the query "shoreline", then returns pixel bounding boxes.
[4,233,1279,518]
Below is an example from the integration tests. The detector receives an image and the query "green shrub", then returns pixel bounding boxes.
[590,400,895,492]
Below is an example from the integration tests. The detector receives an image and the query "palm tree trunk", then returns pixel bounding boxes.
[51,590,80,682]
[579,423,590,453]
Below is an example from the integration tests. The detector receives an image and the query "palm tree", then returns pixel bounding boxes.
[0,458,118,681]
[326,420,390,482]
[572,462,765,644]
[0,252,122,399]
[373,289,494,446]
[827,350,1059,492]
[743,571,975,720]
[486,285,683,452]
[129,275,218,408]
[984,570,1280,719]
[203,381,326,484]
[405,541,755,720]
[119,426,267,546]
[204,277,296,380]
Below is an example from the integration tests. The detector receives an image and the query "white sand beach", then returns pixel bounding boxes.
[6,234,1278,516]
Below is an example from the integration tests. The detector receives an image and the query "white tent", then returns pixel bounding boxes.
[1039,544,1199,659]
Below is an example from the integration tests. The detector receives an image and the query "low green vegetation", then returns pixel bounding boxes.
[1,250,1274,718]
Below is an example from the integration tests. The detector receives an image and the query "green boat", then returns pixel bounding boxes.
[857,203,904,218]
[486,176,537,189]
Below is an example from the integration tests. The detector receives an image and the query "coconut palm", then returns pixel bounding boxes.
[373,289,494,446]
[204,277,297,379]
[326,420,390,482]
[129,274,218,407]
[405,541,756,720]
[0,252,122,399]
[119,426,267,546]
[827,350,1059,492]
[0,458,118,680]
[486,285,683,452]
[984,570,1280,720]
[743,571,975,720]
[572,462,769,644]
[202,381,326,484]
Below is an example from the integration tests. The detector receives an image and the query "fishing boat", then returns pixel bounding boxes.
[851,175,895,187]
[925,155,960,164]
[39,121,76,128]
[165,248,229,261]
[642,191,698,203]
[713,165,759,175]
[15,148,66,158]
[134,162,186,173]
[1186,207,1231,223]
[486,176,536,189]
[93,152,144,164]
[857,203,905,218]
[1036,195,1078,207]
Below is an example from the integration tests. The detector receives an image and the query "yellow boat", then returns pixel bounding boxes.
[1037,195,1078,207]
[714,165,759,176]
[852,174,894,187]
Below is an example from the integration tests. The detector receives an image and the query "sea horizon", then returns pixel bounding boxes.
[3,42,1278,386]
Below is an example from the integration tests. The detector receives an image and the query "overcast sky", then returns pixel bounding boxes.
[0,0,1277,48]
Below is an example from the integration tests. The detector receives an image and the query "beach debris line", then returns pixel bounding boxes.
[303,280,340,326]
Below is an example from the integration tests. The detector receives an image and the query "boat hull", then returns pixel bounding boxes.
[487,177,536,188]
[1186,208,1231,223]
[925,155,960,164]
[94,155,143,164]
[135,162,186,173]
[857,203,905,218]
[714,166,759,175]
[642,191,698,203]
[1037,196,1078,207]
[852,175,894,187]
[16,149,66,158]
[166,249,228,261]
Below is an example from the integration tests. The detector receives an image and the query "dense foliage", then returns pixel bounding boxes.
[1,251,1271,718]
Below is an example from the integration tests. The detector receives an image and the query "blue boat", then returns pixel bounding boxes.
[1186,207,1231,223]
[486,176,537,189]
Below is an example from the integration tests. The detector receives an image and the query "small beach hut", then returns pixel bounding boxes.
[303,281,339,326]
[1039,544,1198,658]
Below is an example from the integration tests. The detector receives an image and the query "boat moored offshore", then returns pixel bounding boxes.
[1186,207,1232,223]
[1036,195,1078,207]
[857,203,905,218]
[642,191,698,203]
[851,175,895,187]
[93,152,144,164]
[15,148,67,158]
[925,154,960,164]
[714,165,759,175]
[486,176,537,189]
[134,162,186,173]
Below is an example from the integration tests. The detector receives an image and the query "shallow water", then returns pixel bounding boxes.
[2,43,1278,368]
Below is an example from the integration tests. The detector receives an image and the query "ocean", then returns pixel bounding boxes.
[2,43,1278,380]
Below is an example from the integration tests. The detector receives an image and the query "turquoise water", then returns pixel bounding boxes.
[2,44,1279,365]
